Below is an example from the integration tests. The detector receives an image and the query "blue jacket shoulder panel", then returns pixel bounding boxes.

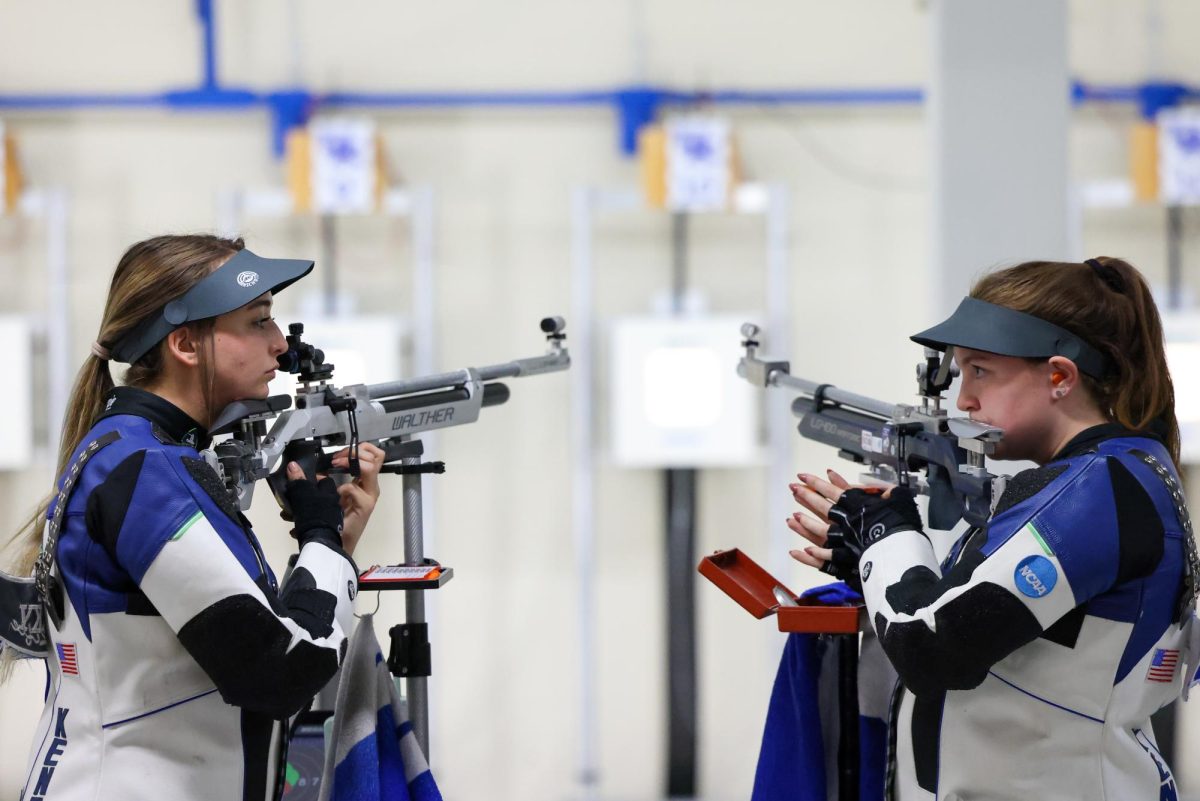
[1094,437,1187,536]
[983,451,1118,603]
[54,415,272,632]
[982,435,1180,607]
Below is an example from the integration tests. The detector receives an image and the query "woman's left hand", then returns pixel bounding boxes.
[326,442,385,556]
[787,468,851,571]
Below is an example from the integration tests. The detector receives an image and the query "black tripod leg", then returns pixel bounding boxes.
[837,634,860,801]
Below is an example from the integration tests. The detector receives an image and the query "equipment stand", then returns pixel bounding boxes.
[665,467,698,797]
[835,634,860,801]
[373,437,446,761]
[401,442,431,757]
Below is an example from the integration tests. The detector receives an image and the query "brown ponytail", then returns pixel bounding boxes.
[3,234,242,577]
[970,258,1180,466]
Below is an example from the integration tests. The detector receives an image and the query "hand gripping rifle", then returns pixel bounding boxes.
[201,316,571,513]
[738,323,1006,530]
[197,316,568,760]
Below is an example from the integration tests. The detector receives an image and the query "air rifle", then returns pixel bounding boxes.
[737,323,1006,530]
[201,316,570,512]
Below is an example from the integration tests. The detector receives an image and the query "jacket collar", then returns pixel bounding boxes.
[1050,421,1160,462]
[97,386,210,450]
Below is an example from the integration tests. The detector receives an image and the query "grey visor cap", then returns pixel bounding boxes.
[910,297,1110,379]
[111,248,314,364]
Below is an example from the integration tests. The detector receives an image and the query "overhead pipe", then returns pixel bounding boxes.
[0,0,1196,155]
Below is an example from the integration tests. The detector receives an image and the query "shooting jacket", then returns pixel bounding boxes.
[21,387,357,801]
[862,424,1194,801]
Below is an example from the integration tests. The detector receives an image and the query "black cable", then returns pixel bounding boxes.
[755,104,924,194]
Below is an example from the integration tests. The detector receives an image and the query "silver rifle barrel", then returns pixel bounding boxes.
[366,349,570,401]
[755,364,900,419]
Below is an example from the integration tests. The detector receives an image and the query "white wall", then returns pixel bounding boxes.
[0,2,1198,800]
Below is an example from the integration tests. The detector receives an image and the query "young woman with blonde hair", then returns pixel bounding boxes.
[7,234,383,801]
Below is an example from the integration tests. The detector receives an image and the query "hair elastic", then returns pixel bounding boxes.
[1086,258,1126,294]
[90,342,112,361]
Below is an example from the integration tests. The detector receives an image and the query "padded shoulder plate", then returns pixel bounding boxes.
[993,464,1068,517]
[180,456,243,528]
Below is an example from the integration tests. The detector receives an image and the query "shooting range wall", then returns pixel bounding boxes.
[3,3,1200,800]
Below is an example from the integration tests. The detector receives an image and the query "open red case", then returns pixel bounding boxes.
[698,548,862,634]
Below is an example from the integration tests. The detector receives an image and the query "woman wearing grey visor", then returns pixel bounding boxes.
[3,234,384,801]
[789,258,1194,800]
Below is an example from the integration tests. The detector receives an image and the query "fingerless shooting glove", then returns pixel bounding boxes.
[283,477,344,551]
[828,485,924,551]
[817,525,868,592]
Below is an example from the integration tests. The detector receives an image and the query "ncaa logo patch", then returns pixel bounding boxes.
[236,270,260,288]
[861,561,873,582]
[1014,555,1057,598]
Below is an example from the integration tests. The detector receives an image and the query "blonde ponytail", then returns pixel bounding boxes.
[1,234,243,681]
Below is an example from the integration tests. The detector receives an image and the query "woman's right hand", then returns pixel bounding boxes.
[283,461,345,552]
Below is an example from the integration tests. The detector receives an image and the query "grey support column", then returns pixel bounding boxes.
[930,0,1070,311]
[402,453,430,757]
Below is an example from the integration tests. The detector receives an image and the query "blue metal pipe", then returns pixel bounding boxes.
[0,80,1193,157]
[320,89,617,107]
[1,4,1195,156]
[196,0,217,89]
[701,88,924,105]
[0,93,169,109]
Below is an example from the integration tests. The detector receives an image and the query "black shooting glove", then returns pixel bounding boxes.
[818,524,866,593]
[827,485,924,553]
[283,476,345,552]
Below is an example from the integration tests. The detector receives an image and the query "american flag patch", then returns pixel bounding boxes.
[56,643,78,676]
[1146,648,1179,683]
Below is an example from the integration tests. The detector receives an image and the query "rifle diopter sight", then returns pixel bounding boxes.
[202,317,571,512]
[737,324,1005,530]
[278,322,334,384]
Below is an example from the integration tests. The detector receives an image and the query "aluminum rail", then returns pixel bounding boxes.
[737,360,900,420]
[366,350,571,400]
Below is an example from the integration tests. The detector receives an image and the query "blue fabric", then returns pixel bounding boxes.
[859,716,888,801]
[984,437,1180,608]
[751,630,886,801]
[801,582,863,606]
[53,415,275,639]
[1113,532,1187,683]
[751,634,825,801]
[978,436,1188,685]
[323,616,441,801]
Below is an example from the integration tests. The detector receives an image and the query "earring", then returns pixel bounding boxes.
[1054,389,1066,398]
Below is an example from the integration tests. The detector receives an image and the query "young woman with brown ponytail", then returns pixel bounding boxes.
[5,234,385,801]
[788,258,1195,800]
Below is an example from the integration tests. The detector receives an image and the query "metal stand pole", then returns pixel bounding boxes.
[1154,201,1182,765]
[43,189,70,459]
[402,448,430,758]
[320,214,339,316]
[1167,204,1183,311]
[570,187,601,799]
[665,467,698,798]
[836,635,860,801]
[665,210,699,798]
